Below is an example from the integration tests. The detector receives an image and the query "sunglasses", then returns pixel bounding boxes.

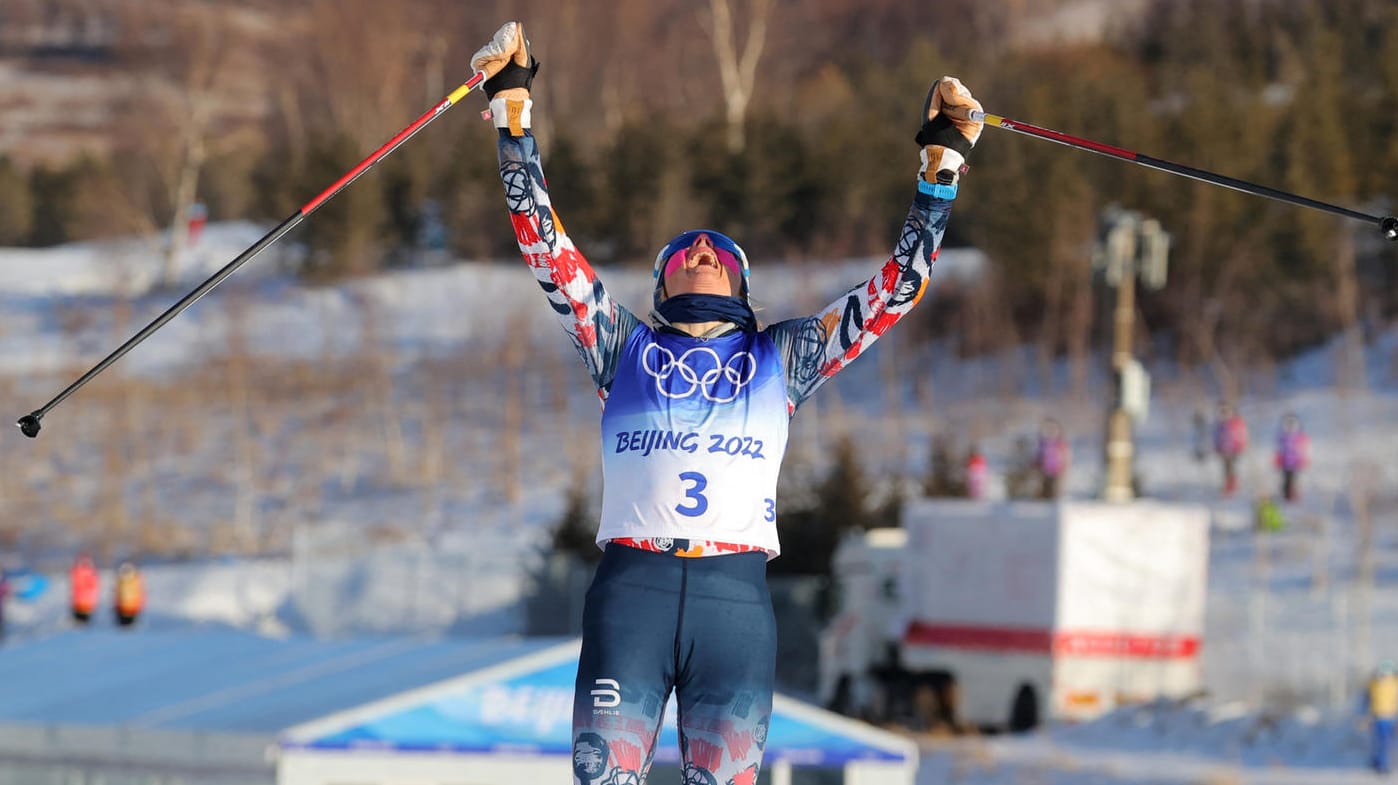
[655,230,749,283]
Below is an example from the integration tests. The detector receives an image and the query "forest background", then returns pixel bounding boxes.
[3,0,1396,369]
[2,0,1397,574]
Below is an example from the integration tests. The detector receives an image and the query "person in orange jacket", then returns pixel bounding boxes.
[69,554,99,625]
[114,562,145,627]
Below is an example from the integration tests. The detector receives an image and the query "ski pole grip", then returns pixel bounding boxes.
[941,106,986,123]
[1382,216,1397,242]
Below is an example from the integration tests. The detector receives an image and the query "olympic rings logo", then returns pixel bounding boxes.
[641,343,756,402]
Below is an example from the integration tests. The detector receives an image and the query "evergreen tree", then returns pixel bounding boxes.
[439,120,514,261]
[598,119,673,262]
[537,133,600,251]
[27,164,81,247]
[551,473,601,565]
[378,146,432,264]
[294,132,388,279]
[1281,26,1356,264]
[0,157,32,246]
[688,121,752,243]
[748,116,832,252]
[773,435,881,577]
[923,433,967,497]
[815,435,877,532]
[28,156,133,246]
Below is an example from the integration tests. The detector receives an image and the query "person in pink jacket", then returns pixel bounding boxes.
[1274,413,1310,502]
[1035,419,1070,499]
[1213,403,1248,497]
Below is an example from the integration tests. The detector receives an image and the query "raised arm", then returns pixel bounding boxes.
[766,76,984,411]
[474,22,638,396]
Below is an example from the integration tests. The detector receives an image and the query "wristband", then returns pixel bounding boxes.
[918,179,958,200]
[489,97,532,136]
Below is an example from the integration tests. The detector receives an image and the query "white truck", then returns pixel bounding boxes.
[818,499,1209,731]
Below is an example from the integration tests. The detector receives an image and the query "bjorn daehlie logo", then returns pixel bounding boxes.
[591,678,621,709]
[642,343,756,403]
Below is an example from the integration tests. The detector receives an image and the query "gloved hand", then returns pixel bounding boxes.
[470,21,539,135]
[915,76,984,190]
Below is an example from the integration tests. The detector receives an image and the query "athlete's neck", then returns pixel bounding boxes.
[670,320,729,337]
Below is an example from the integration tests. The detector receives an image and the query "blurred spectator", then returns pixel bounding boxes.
[965,445,989,500]
[0,568,8,642]
[1035,419,1070,499]
[1004,436,1040,499]
[1274,413,1310,503]
[1254,495,1285,533]
[114,562,145,628]
[1213,402,1248,497]
[1191,407,1209,464]
[1362,660,1398,774]
[186,202,207,247]
[69,554,99,625]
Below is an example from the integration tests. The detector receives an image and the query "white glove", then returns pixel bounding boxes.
[470,21,537,134]
[915,76,984,188]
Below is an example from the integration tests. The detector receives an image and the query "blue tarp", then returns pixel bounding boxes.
[285,642,908,767]
[0,628,561,733]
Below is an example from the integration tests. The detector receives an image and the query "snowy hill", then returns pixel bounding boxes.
[1,225,1396,784]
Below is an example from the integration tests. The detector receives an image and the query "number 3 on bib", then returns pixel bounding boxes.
[675,471,709,517]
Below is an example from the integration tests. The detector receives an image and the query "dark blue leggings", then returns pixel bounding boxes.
[571,545,775,785]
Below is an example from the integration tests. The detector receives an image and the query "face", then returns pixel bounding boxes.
[661,233,740,299]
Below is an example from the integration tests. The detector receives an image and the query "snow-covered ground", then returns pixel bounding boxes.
[2,225,1396,783]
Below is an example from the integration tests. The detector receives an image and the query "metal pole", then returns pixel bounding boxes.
[963,109,1397,240]
[1104,267,1136,502]
[1103,217,1138,503]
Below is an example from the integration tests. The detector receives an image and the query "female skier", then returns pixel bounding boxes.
[472,21,983,785]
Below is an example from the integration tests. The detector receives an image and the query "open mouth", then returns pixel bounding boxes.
[688,249,720,270]
[663,247,742,279]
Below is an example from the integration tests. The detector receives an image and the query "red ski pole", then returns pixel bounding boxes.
[17,70,490,439]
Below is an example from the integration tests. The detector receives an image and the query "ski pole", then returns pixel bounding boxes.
[955,108,1398,242]
[15,70,490,439]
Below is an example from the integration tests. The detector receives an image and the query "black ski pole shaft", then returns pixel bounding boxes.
[962,108,1398,241]
[16,71,489,439]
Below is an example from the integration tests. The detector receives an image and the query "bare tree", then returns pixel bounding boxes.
[104,1,271,286]
[300,0,422,146]
[158,13,228,288]
[700,0,774,153]
[1329,220,1365,392]
[495,314,530,506]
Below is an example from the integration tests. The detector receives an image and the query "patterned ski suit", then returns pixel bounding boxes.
[498,129,953,785]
